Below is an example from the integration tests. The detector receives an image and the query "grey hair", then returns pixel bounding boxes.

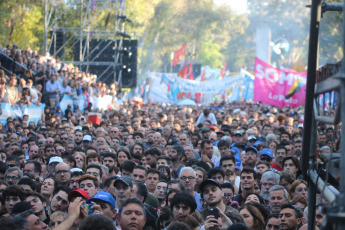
[269,185,288,200]
[266,134,277,142]
[13,210,34,229]
[261,171,280,184]
[179,167,196,178]
[183,144,194,151]
[5,166,23,179]
[221,136,232,144]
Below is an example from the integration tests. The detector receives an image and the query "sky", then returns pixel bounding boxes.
[214,0,248,14]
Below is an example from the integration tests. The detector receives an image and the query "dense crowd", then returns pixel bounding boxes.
[0,45,339,230]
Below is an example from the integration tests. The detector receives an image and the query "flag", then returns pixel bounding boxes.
[173,44,187,66]
[201,68,205,81]
[188,62,194,80]
[178,60,189,78]
[220,61,228,78]
[285,78,301,99]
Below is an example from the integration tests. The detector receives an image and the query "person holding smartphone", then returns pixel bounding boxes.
[199,179,237,229]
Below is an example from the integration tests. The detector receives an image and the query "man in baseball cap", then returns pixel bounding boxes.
[87,191,116,220]
[113,176,133,210]
[68,189,90,202]
[260,148,273,164]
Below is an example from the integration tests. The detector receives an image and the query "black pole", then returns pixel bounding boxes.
[301,0,322,180]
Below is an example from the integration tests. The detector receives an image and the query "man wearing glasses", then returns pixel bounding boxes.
[5,167,22,185]
[54,162,71,186]
[179,167,202,211]
[260,171,280,204]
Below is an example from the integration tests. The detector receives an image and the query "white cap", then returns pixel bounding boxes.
[75,126,82,131]
[83,135,92,142]
[70,168,83,173]
[49,156,63,165]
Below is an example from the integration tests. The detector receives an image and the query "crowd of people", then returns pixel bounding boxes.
[0,45,338,230]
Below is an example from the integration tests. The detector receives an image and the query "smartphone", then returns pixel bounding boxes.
[82,203,94,215]
[208,208,219,219]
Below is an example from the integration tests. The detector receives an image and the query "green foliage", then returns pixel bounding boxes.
[199,40,224,68]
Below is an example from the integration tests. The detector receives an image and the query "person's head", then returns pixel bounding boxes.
[289,179,308,200]
[269,185,288,214]
[79,214,116,230]
[207,168,225,184]
[282,156,300,178]
[54,162,71,186]
[13,210,48,230]
[179,167,196,192]
[118,198,146,230]
[114,176,134,206]
[5,166,23,185]
[217,139,231,156]
[117,147,132,167]
[86,164,103,184]
[102,152,117,171]
[245,192,265,205]
[17,177,37,192]
[86,152,101,165]
[279,204,303,230]
[260,171,280,201]
[199,179,224,208]
[265,214,279,230]
[25,191,47,216]
[220,154,236,177]
[290,195,308,213]
[195,167,207,186]
[256,160,270,176]
[244,146,258,168]
[79,174,99,197]
[2,185,26,214]
[133,181,148,202]
[50,211,68,230]
[240,168,257,192]
[24,160,42,178]
[240,203,266,230]
[200,139,213,158]
[221,182,235,205]
[170,191,197,218]
[279,171,295,193]
[169,145,186,163]
[41,177,57,197]
[50,185,71,212]
[154,180,168,201]
[145,168,160,193]
[70,171,85,190]
[275,146,287,165]
[87,191,116,220]
[132,165,147,182]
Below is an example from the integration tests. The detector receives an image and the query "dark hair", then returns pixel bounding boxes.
[133,165,147,173]
[275,145,287,155]
[53,185,72,196]
[158,165,171,181]
[201,139,212,149]
[86,164,103,178]
[219,155,235,168]
[147,168,160,178]
[172,145,185,156]
[102,152,117,161]
[207,168,225,179]
[279,171,295,184]
[244,192,265,205]
[218,139,230,149]
[266,213,279,225]
[121,160,136,173]
[167,180,185,191]
[132,131,144,139]
[226,223,249,230]
[61,155,76,168]
[79,174,99,188]
[104,176,118,188]
[12,210,35,229]
[0,161,9,174]
[2,185,26,201]
[170,191,197,214]
[79,214,115,230]
[240,167,258,180]
[17,177,37,191]
[6,155,20,166]
[144,148,161,158]
[71,171,85,178]
[240,203,267,230]
[25,190,46,203]
[25,160,42,175]
[282,156,300,170]
[280,203,303,218]
[118,198,146,218]
[134,181,148,201]
[221,182,235,194]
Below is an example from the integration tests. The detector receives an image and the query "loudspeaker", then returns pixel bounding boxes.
[50,30,65,58]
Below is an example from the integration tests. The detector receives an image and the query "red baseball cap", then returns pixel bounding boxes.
[68,189,90,201]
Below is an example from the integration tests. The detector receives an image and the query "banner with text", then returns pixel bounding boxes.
[254,57,307,108]
[148,71,254,104]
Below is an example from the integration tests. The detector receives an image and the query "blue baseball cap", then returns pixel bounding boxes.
[87,191,115,209]
[245,146,258,154]
[253,141,262,147]
[235,155,241,170]
[230,147,240,157]
[260,148,273,158]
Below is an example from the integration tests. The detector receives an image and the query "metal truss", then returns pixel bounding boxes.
[43,0,136,84]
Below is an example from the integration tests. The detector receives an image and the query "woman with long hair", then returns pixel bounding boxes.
[239,203,268,230]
